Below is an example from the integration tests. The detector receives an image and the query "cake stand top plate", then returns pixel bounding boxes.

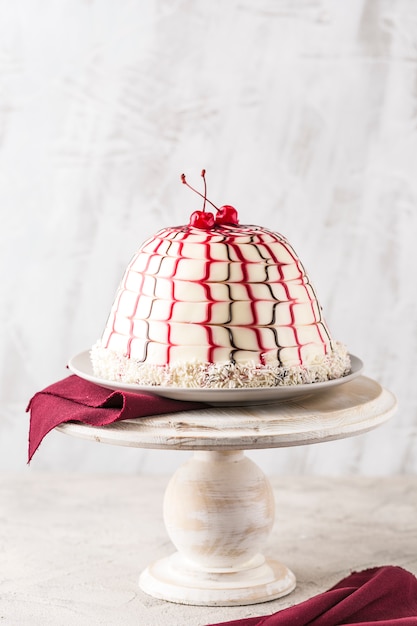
[56,376,396,451]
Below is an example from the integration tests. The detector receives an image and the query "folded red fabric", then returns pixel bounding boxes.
[206,566,417,625]
[27,374,206,462]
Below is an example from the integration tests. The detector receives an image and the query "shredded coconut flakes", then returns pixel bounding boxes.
[90,342,351,389]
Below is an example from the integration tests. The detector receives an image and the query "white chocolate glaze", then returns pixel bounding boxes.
[91,223,351,388]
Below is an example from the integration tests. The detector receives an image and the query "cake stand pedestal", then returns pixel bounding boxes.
[56,376,396,607]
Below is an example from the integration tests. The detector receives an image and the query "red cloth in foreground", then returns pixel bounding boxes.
[27,374,205,462]
[207,566,417,626]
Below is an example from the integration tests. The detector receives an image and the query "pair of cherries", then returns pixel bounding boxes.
[181,170,239,229]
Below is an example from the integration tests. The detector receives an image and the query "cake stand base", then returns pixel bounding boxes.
[139,450,296,606]
[139,552,296,606]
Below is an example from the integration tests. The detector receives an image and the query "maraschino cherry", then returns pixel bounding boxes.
[215,205,239,226]
[181,170,239,228]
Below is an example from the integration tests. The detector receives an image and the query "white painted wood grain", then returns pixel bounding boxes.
[56,376,396,450]
[140,450,296,606]
[1,0,416,474]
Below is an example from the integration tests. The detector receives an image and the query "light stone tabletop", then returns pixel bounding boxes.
[2,473,417,626]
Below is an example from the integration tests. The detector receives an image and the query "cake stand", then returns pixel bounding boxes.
[56,375,396,607]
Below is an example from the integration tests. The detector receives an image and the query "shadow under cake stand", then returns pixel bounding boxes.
[57,375,396,607]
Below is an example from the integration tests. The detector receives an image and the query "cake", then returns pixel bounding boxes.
[91,171,350,389]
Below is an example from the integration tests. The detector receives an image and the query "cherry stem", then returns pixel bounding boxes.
[181,171,219,212]
[201,169,207,212]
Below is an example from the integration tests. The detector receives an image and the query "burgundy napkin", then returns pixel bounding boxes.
[27,374,206,462]
[206,566,417,625]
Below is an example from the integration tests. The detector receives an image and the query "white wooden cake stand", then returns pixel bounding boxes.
[57,374,396,607]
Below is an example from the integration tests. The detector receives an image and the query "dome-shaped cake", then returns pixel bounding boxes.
[91,173,350,388]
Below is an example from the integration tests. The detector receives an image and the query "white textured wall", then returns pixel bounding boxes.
[1,0,416,475]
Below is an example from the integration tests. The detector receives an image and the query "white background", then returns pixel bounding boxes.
[1,0,416,475]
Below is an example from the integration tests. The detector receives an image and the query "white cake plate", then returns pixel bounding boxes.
[68,350,363,406]
[57,373,396,607]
